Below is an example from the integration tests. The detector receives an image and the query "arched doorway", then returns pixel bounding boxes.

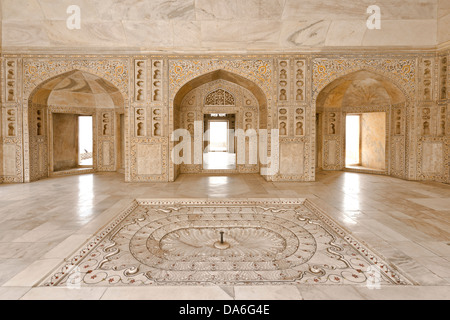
[315,70,407,177]
[170,69,269,181]
[28,70,125,182]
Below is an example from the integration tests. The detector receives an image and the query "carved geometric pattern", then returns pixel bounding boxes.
[205,89,235,106]
[169,59,272,99]
[23,59,129,99]
[312,58,416,100]
[39,199,413,286]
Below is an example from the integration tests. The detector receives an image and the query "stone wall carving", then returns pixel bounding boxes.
[129,137,168,182]
[169,59,272,100]
[2,58,23,183]
[312,58,416,99]
[421,57,434,101]
[23,58,129,100]
[439,56,448,101]
[277,59,290,102]
[0,52,448,184]
[129,57,167,182]
[151,60,163,103]
[205,89,235,106]
[5,60,17,103]
[177,79,259,175]
[278,107,288,136]
[134,60,147,103]
[294,107,305,137]
[294,60,306,102]
[168,59,272,181]
[97,110,116,172]
[312,57,417,179]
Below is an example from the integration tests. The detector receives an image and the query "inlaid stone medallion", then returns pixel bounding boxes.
[40,199,414,286]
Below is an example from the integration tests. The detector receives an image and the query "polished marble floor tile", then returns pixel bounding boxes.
[234,285,302,300]
[0,171,448,299]
[20,287,107,300]
[101,286,233,300]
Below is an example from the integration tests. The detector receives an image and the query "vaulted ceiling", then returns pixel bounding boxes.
[31,70,124,108]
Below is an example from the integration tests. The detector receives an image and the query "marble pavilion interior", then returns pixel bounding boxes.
[0,0,449,300]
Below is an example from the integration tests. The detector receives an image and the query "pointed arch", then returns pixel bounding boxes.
[173,69,268,129]
[28,69,124,109]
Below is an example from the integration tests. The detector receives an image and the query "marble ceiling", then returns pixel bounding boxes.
[0,0,448,52]
[31,70,124,108]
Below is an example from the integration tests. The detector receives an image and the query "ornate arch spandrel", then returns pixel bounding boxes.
[169,59,273,101]
[24,60,130,183]
[23,59,130,101]
[204,88,236,106]
[312,58,415,180]
[312,58,416,102]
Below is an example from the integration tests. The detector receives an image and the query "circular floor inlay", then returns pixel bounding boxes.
[129,213,317,271]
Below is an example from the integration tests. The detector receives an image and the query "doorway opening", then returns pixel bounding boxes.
[203,114,236,170]
[209,121,228,152]
[345,114,361,166]
[117,114,125,173]
[52,113,93,173]
[345,112,386,171]
[79,116,93,167]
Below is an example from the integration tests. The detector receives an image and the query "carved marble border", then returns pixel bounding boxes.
[38,198,414,287]
[312,58,416,100]
[169,59,273,100]
[129,137,168,182]
[23,58,130,100]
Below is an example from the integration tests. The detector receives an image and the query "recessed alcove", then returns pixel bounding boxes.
[316,70,406,177]
[27,70,125,181]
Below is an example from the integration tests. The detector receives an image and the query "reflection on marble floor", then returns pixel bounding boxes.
[40,199,412,287]
[203,152,236,170]
[0,171,449,299]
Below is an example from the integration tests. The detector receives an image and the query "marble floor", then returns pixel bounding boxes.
[203,152,237,170]
[0,171,449,300]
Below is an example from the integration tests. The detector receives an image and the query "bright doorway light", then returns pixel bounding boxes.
[345,115,360,166]
[79,116,93,166]
[209,121,228,152]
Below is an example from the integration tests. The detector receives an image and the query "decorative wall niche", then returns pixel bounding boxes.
[421,107,431,136]
[294,60,306,102]
[244,111,254,131]
[328,112,337,135]
[422,58,433,101]
[185,111,195,135]
[102,112,112,136]
[295,107,305,136]
[152,60,163,102]
[135,108,146,137]
[278,60,290,102]
[5,60,17,102]
[439,56,448,100]
[152,108,162,137]
[278,107,288,136]
[36,109,43,136]
[6,108,16,137]
[394,107,403,136]
[134,60,147,103]
[439,105,446,136]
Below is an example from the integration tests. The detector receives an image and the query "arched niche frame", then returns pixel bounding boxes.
[314,67,412,179]
[169,69,270,181]
[26,69,126,182]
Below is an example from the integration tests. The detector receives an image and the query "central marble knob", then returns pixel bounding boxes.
[214,231,230,250]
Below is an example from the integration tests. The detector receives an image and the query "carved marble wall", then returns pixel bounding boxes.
[416,52,450,183]
[314,62,413,179]
[17,59,128,182]
[0,50,449,184]
[176,79,259,176]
